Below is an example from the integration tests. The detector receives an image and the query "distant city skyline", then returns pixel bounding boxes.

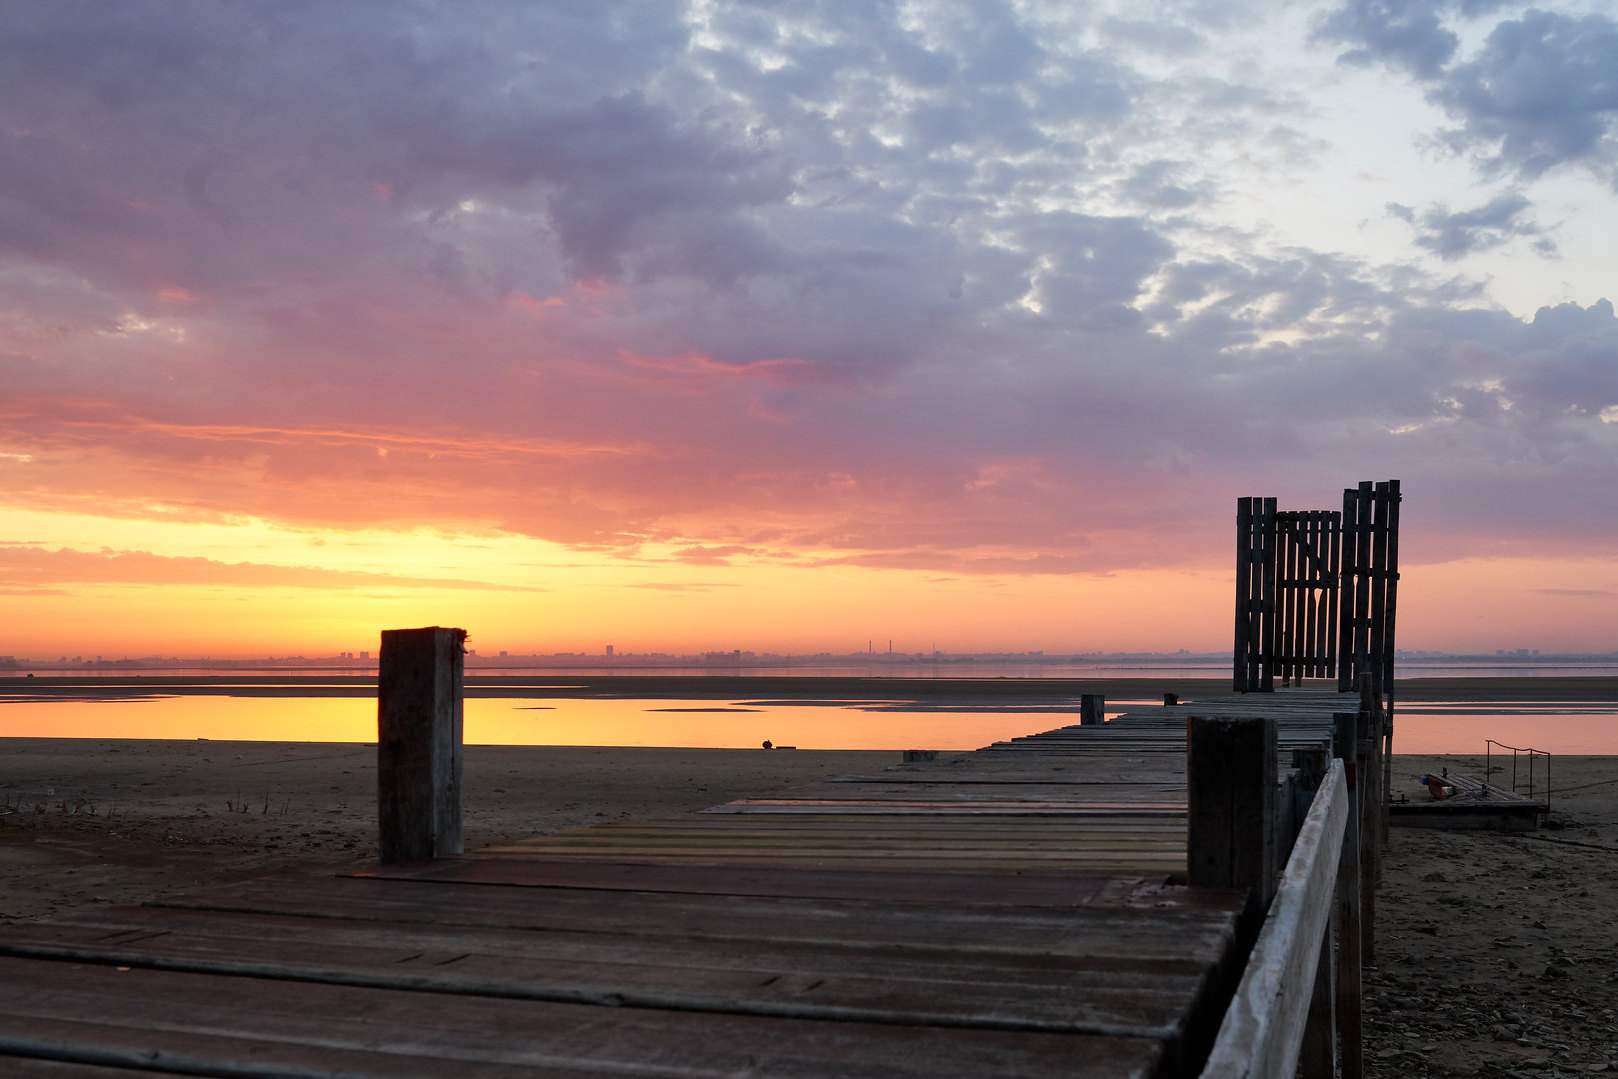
[6,643,1613,671]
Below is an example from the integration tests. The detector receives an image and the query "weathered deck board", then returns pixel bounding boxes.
[141,875,1232,957]
[0,956,1162,1078]
[2,902,1226,1035]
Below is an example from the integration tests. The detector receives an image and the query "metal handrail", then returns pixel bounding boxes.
[1484,739,1551,812]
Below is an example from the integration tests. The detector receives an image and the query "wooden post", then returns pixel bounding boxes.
[1299,925,1337,1079]
[1163,692,1179,706]
[1080,694,1105,725]
[1380,480,1400,855]
[1332,711,1364,1079]
[1355,703,1378,964]
[377,626,467,864]
[1356,672,1385,889]
[1290,747,1329,841]
[1188,715,1278,937]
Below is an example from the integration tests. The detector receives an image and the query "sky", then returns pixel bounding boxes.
[2,0,1616,660]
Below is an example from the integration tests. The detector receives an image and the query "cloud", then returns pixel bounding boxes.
[1313,0,1466,79]
[630,581,738,591]
[1386,193,1554,259]
[0,0,1614,589]
[1317,3,1618,185]
[0,545,542,592]
[1431,10,1618,183]
[668,545,768,566]
[1120,161,1207,210]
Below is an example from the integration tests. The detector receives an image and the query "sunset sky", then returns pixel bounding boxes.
[2,1,1616,660]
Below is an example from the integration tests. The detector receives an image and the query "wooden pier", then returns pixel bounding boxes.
[0,685,1374,1078]
[0,483,1400,1076]
[1389,765,1547,830]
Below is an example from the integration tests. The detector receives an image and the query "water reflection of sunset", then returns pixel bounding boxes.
[0,696,1072,749]
[2,694,1615,753]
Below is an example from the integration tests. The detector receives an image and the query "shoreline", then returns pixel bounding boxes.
[4,673,1618,702]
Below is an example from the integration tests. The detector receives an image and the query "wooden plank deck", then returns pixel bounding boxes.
[1389,767,1546,829]
[0,686,1362,1078]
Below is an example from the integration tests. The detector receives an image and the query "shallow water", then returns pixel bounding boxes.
[1,692,1614,753]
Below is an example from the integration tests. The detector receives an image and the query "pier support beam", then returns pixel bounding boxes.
[1080,694,1105,725]
[378,626,467,864]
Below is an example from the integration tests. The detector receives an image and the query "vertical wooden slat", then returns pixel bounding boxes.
[1301,512,1318,678]
[1339,483,1373,691]
[1234,497,1254,692]
[1282,517,1300,686]
[1336,490,1355,690]
[1273,516,1287,687]
[1325,509,1340,681]
[1368,483,1390,702]
[1313,511,1328,678]
[1299,517,1311,677]
[377,626,467,864]
[1258,497,1278,693]
[1354,482,1373,685]
[1273,515,1287,688]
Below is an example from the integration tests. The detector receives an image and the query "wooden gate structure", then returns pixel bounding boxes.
[1234,480,1400,700]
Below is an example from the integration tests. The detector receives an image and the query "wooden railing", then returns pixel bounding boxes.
[1201,759,1348,1077]
[1195,704,1378,1078]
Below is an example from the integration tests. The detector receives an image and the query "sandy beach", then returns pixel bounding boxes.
[1370,754,1618,1076]
[3,734,1616,1074]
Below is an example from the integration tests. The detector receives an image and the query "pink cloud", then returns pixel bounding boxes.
[0,0,1615,599]
[0,545,543,592]
[618,350,834,389]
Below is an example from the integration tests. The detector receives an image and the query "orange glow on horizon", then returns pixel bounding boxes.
[4,503,1617,660]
